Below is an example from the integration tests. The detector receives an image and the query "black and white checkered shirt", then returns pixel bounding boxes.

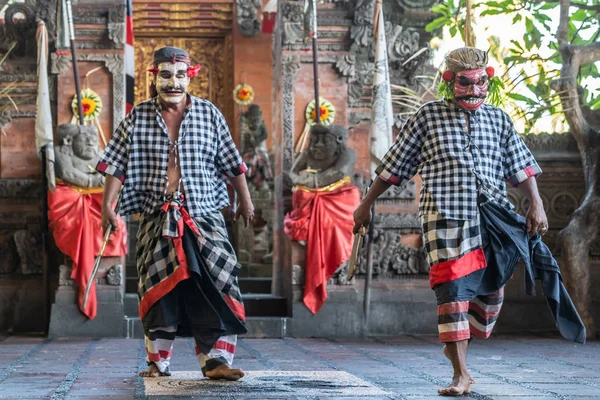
[376,100,541,220]
[97,95,246,218]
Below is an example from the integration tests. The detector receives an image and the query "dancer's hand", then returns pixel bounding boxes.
[353,203,372,234]
[526,198,548,237]
[234,198,255,228]
[101,205,118,233]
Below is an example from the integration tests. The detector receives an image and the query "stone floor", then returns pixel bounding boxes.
[0,333,599,399]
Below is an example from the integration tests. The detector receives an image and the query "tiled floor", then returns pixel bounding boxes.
[0,334,598,399]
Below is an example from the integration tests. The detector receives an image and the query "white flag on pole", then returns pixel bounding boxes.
[369,0,393,178]
[35,21,56,191]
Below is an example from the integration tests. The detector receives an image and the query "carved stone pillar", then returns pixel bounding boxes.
[281,55,300,172]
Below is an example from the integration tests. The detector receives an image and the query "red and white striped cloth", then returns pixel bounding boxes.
[437,288,505,343]
[144,326,238,375]
[125,0,134,113]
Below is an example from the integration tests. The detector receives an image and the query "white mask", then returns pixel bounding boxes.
[155,62,190,105]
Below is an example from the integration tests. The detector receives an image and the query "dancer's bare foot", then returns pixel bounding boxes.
[139,363,162,377]
[443,346,475,384]
[205,364,245,381]
[438,373,471,396]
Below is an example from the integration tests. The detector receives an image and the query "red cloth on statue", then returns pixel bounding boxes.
[48,182,127,319]
[284,183,360,314]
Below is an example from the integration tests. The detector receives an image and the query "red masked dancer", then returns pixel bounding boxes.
[97,46,253,381]
[353,47,585,396]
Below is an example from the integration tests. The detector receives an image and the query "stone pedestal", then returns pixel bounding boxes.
[48,255,126,337]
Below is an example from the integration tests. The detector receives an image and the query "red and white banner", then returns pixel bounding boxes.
[125,0,134,113]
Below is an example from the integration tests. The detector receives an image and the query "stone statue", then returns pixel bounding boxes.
[241,104,272,192]
[290,124,356,188]
[285,124,361,311]
[55,124,104,188]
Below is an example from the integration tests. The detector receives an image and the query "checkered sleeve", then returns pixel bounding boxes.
[214,107,247,178]
[96,109,133,183]
[375,109,424,186]
[501,111,542,186]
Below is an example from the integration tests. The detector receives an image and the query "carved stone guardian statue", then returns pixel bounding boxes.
[237,105,274,266]
[55,124,105,187]
[48,124,127,320]
[284,125,361,314]
[241,104,273,193]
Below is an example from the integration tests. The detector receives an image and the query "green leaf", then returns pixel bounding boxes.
[510,39,525,52]
[512,14,522,24]
[425,17,448,32]
[571,9,590,22]
[481,9,504,16]
[430,5,451,17]
[507,93,533,103]
[449,25,458,37]
[538,2,559,10]
[589,96,600,110]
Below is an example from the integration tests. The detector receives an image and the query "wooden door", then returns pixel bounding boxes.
[133,36,233,127]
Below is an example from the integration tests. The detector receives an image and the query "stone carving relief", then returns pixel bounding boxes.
[238,104,275,265]
[13,230,42,274]
[236,0,262,37]
[0,110,12,130]
[0,179,42,203]
[355,213,426,278]
[379,180,417,203]
[241,105,273,193]
[0,0,37,58]
[282,55,301,172]
[334,0,431,118]
[106,264,122,286]
[59,265,74,286]
[281,2,304,46]
[396,0,437,10]
[108,6,126,46]
[292,263,304,285]
[328,261,354,285]
[520,132,579,153]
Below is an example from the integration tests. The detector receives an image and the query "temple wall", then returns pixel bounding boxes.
[232,19,274,148]
[0,0,598,336]
[0,0,126,334]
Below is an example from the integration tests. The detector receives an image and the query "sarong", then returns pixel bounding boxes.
[284,178,360,314]
[47,181,128,319]
[136,195,246,353]
[430,195,586,343]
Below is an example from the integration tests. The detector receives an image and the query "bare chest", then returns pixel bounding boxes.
[161,111,184,141]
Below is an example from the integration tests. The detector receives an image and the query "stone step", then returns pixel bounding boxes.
[242,294,287,317]
[125,276,137,294]
[122,316,289,339]
[123,316,145,339]
[244,317,288,338]
[239,277,272,294]
[124,293,139,317]
[239,262,273,278]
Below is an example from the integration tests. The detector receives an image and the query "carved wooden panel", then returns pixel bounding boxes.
[134,36,233,128]
[132,1,233,36]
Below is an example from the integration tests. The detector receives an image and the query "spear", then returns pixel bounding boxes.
[310,0,320,124]
[65,0,84,124]
[82,193,122,310]
[304,0,320,123]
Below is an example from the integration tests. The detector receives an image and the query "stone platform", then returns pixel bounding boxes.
[1,334,599,399]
